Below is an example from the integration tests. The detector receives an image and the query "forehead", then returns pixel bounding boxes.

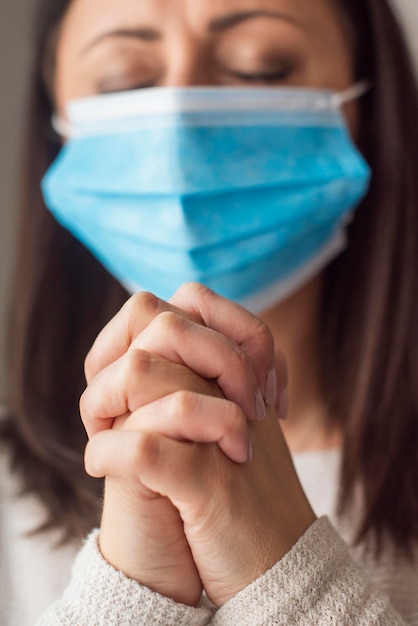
[61,0,339,41]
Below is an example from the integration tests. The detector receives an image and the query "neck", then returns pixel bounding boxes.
[260,277,342,453]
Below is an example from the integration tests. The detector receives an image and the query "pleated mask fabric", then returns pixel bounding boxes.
[42,84,371,312]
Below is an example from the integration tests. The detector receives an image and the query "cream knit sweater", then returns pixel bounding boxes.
[1,449,417,625]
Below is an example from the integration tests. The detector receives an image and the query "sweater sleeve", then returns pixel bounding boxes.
[211,517,407,626]
[35,530,212,626]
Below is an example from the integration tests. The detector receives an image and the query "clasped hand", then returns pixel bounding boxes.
[80,283,316,607]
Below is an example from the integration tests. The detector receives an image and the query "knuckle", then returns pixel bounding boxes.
[79,382,112,427]
[117,350,153,397]
[84,440,100,477]
[176,282,214,309]
[232,340,252,370]
[128,291,161,316]
[217,333,254,380]
[134,432,160,471]
[222,401,246,437]
[84,347,96,382]
[227,401,246,430]
[154,310,184,333]
[79,389,90,421]
[122,292,161,349]
[123,291,162,326]
[169,390,199,417]
[123,349,153,379]
[252,317,274,352]
[191,282,214,301]
[176,281,204,299]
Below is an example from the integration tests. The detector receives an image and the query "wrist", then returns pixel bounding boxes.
[214,510,317,607]
[99,478,202,606]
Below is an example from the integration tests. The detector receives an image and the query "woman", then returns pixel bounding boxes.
[0,0,417,623]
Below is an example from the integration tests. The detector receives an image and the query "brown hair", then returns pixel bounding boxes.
[0,0,127,542]
[324,0,418,554]
[1,0,417,553]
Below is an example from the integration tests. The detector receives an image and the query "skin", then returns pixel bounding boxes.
[55,0,356,451]
[54,0,359,607]
[83,286,316,605]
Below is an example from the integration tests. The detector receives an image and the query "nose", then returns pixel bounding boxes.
[161,31,214,87]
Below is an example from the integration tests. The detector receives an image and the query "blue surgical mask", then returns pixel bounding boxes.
[42,84,371,313]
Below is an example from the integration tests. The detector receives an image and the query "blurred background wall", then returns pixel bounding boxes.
[0,0,37,401]
[0,0,417,401]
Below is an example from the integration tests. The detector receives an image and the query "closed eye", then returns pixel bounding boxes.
[97,79,156,94]
[228,68,292,84]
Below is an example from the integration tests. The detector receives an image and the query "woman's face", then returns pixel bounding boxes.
[54,0,356,123]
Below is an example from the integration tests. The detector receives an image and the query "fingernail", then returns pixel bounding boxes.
[255,390,266,421]
[277,389,288,421]
[248,440,254,462]
[264,368,277,405]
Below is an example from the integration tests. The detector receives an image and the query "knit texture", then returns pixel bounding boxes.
[37,530,212,626]
[36,519,410,626]
[212,517,405,625]
[2,446,416,625]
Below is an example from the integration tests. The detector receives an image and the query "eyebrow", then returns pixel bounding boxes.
[80,9,305,56]
[80,28,160,56]
[209,9,306,33]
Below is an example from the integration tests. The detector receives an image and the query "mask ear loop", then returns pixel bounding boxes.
[51,113,73,139]
[331,80,371,107]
